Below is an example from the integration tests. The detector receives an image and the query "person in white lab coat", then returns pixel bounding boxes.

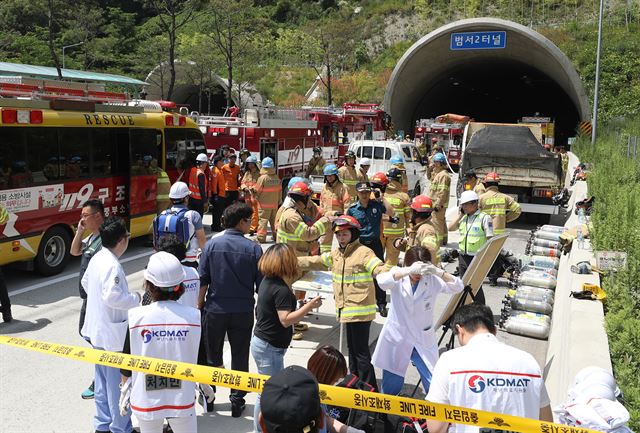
[120,252,201,433]
[80,216,141,433]
[373,246,463,395]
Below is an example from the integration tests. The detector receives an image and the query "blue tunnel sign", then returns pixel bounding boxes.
[450,31,507,50]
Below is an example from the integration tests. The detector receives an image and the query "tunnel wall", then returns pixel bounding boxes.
[384,18,591,136]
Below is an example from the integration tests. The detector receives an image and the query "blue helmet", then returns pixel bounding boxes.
[287,176,306,190]
[433,153,447,164]
[262,157,274,168]
[390,154,404,165]
[323,164,338,176]
[245,155,258,164]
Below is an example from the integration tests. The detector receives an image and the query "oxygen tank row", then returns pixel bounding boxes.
[510,268,557,290]
[499,308,551,339]
[503,288,554,315]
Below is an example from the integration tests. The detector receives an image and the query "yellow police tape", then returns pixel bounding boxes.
[0,335,601,433]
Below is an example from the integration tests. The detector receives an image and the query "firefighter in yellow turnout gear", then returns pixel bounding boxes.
[298,216,386,390]
[479,171,521,285]
[394,195,441,266]
[338,150,365,205]
[389,154,409,194]
[254,157,282,243]
[240,156,260,234]
[376,170,411,266]
[428,153,451,245]
[319,164,350,253]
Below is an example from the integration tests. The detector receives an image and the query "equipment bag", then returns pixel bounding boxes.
[152,207,192,250]
[326,374,378,433]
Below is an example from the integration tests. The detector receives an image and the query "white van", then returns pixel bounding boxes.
[349,140,426,196]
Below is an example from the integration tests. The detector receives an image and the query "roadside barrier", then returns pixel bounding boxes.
[0,335,602,433]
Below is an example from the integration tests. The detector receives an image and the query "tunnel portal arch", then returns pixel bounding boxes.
[384,18,590,146]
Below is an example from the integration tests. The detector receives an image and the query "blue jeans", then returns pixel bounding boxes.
[250,335,286,433]
[94,353,132,433]
[381,348,433,396]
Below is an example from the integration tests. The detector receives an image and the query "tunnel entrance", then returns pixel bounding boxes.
[385,18,590,147]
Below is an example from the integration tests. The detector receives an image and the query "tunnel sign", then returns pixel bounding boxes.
[450,31,506,50]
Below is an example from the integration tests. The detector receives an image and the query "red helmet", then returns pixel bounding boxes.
[288,181,312,197]
[431,137,438,143]
[410,195,434,213]
[484,172,501,183]
[332,215,361,232]
[370,172,389,186]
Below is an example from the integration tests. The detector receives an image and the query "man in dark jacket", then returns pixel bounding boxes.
[198,202,263,417]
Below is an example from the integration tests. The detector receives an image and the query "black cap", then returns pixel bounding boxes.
[261,366,321,433]
[356,182,372,192]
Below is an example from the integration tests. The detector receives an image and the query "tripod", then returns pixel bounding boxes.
[437,284,476,351]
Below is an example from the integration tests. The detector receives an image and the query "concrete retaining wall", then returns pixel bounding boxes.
[544,153,612,411]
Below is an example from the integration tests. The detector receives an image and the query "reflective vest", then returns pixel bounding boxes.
[459,212,490,255]
[156,169,171,211]
[276,205,328,256]
[188,167,206,201]
[128,302,200,421]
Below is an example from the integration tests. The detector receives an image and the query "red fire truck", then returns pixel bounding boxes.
[414,113,470,169]
[196,103,388,181]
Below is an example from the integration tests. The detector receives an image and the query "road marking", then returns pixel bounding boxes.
[9,249,155,297]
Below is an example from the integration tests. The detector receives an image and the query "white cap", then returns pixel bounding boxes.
[144,252,186,288]
[360,158,372,166]
[460,190,479,205]
[169,181,191,199]
[196,153,208,163]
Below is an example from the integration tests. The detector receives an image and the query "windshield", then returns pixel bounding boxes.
[402,145,423,165]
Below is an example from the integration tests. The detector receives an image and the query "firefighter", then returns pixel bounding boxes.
[389,154,409,194]
[223,154,241,208]
[428,153,450,245]
[240,156,260,234]
[463,170,486,196]
[479,171,522,285]
[254,157,282,243]
[305,146,326,178]
[188,153,209,217]
[239,148,251,172]
[319,164,350,253]
[358,158,371,182]
[209,156,226,232]
[152,159,171,214]
[381,169,411,266]
[394,195,440,266]
[298,216,386,390]
[426,146,445,180]
[338,150,361,204]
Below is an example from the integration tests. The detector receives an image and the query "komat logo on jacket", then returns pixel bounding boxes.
[140,328,190,343]
[468,374,531,393]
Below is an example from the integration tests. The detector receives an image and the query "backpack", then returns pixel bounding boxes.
[326,374,379,433]
[152,207,192,250]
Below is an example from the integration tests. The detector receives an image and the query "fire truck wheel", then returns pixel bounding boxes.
[35,226,71,276]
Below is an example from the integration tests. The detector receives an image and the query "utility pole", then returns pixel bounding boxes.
[62,41,85,69]
[591,0,604,145]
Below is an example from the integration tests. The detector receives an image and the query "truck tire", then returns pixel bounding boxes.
[35,226,71,276]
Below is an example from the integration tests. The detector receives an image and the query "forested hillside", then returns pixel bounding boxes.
[0,0,639,119]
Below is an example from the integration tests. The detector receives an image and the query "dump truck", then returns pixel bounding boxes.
[459,122,562,219]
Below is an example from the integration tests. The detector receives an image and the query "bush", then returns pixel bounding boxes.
[573,123,640,430]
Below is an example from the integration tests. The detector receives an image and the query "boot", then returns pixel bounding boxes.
[1,307,12,323]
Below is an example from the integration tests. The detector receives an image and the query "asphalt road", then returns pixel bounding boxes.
[0,174,569,433]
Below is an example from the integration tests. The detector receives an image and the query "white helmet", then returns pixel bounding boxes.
[360,158,372,166]
[144,252,186,288]
[460,190,479,205]
[196,153,208,163]
[169,181,191,199]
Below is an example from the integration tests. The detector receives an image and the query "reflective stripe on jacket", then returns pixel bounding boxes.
[299,240,385,323]
[320,181,350,213]
[255,168,282,210]
[479,186,521,234]
[428,167,450,209]
[383,181,411,236]
[276,206,328,256]
[407,220,440,265]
